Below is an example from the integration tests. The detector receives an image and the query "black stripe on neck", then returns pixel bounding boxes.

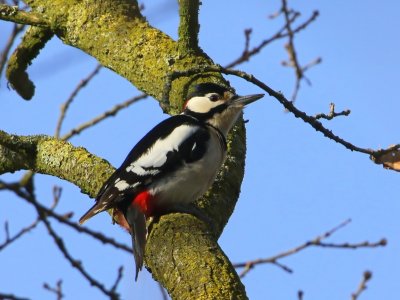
[205,123,227,151]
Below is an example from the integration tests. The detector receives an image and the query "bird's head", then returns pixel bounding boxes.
[182,83,264,136]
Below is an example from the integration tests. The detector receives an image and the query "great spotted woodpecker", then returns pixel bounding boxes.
[79,83,263,279]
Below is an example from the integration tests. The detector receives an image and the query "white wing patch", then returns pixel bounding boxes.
[126,125,198,175]
[114,178,139,191]
[114,178,130,191]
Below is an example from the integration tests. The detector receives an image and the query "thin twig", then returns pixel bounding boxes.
[225,9,319,68]
[233,219,386,278]
[314,103,351,120]
[0,22,25,80]
[280,0,321,102]
[40,214,120,299]
[351,271,373,300]
[110,266,124,294]
[0,218,40,251]
[165,65,400,160]
[0,180,132,253]
[215,66,390,156]
[225,11,299,68]
[61,93,147,140]
[43,280,64,300]
[55,64,102,138]
[282,0,303,80]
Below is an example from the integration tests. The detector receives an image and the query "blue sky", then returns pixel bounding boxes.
[1,1,400,299]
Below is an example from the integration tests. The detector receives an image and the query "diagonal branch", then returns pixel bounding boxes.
[55,64,102,138]
[0,130,114,197]
[0,218,40,251]
[0,4,47,26]
[61,93,148,141]
[0,22,25,79]
[234,220,386,278]
[351,271,373,300]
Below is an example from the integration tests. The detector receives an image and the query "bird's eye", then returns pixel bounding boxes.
[209,94,219,101]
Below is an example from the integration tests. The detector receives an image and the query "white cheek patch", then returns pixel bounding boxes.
[186,96,224,114]
[126,125,198,175]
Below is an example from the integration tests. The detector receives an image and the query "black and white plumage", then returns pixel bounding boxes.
[79,83,263,280]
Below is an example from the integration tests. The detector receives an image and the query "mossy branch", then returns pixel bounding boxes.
[178,0,201,53]
[0,130,114,197]
[6,26,53,100]
[0,4,47,27]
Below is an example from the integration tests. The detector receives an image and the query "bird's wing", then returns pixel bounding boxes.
[79,115,209,224]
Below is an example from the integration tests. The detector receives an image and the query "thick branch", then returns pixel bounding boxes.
[178,0,201,53]
[147,214,247,299]
[0,130,114,197]
[6,26,53,100]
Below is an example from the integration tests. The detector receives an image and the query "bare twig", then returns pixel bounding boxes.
[226,10,319,68]
[0,23,25,80]
[55,64,102,138]
[40,215,120,299]
[165,65,400,162]
[217,66,400,158]
[61,93,147,140]
[0,180,132,253]
[314,103,351,120]
[43,280,64,300]
[281,0,302,80]
[110,266,124,294]
[0,218,40,251]
[233,219,386,278]
[226,10,296,68]
[280,0,321,102]
[351,271,373,300]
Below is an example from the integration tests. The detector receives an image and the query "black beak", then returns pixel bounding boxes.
[230,93,264,107]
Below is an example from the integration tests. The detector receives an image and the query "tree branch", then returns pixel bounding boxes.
[0,22,24,79]
[351,271,373,300]
[0,130,114,197]
[178,0,201,53]
[55,64,102,138]
[6,26,53,100]
[234,219,386,278]
[61,93,148,141]
[0,4,47,26]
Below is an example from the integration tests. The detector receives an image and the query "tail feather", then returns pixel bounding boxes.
[78,201,108,225]
[79,188,118,225]
[125,205,147,281]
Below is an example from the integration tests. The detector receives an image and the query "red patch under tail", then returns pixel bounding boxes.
[132,190,154,217]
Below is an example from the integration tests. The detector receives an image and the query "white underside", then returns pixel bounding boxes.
[149,129,225,206]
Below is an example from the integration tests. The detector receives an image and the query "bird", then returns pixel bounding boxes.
[79,82,263,280]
